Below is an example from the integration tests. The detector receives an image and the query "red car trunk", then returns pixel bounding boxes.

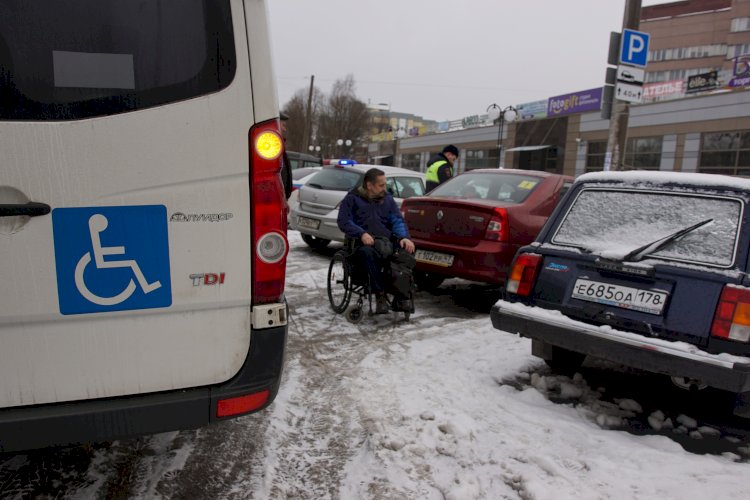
[401,169,574,286]
[405,199,514,246]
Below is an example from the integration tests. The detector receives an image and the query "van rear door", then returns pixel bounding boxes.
[0,0,260,408]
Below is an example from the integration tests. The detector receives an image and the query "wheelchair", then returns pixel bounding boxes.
[326,239,415,323]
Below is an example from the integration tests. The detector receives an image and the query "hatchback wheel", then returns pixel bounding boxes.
[301,233,331,250]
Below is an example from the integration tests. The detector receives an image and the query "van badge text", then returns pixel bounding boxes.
[190,273,226,286]
[170,212,233,222]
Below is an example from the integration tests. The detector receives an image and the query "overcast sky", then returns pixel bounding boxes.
[267,0,669,122]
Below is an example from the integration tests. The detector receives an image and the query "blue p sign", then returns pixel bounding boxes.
[620,29,650,68]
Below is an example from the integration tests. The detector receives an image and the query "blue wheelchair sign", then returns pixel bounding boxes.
[52,205,172,315]
[620,29,650,68]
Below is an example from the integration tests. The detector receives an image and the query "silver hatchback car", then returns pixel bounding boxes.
[289,163,426,249]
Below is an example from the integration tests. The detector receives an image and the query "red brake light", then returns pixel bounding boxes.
[216,390,270,418]
[506,253,542,296]
[485,207,509,242]
[250,119,289,305]
[711,285,750,343]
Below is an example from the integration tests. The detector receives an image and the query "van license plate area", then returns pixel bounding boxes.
[297,216,320,230]
[415,249,454,267]
[571,279,667,315]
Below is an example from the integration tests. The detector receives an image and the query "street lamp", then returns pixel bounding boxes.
[336,138,352,158]
[486,104,518,168]
[308,144,322,162]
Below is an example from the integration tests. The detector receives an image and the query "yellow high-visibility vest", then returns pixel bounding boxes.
[426,160,451,183]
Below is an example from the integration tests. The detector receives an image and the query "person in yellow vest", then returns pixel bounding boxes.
[425,145,459,192]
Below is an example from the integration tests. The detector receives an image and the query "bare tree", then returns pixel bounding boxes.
[316,75,369,159]
[281,88,322,153]
[282,75,369,159]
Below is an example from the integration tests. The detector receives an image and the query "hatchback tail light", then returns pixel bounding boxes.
[250,119,288,305]
[484,208,509,242]
[506,253,542,296]
[711,285,750,343]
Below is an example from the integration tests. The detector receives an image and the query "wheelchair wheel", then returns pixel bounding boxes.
[346,306,364,323]
[327,251,351,313]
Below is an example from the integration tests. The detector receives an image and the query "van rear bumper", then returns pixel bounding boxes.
[0,325,287,453]
[490,300,750,393]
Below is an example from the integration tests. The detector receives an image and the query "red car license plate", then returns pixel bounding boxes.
[415,249,454,267]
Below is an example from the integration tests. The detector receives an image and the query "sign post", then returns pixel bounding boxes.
[604,0,645,171]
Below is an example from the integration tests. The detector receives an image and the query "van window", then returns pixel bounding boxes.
[0,0,235,121]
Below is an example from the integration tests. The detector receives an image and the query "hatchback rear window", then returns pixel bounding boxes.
[306,169,363,191]
[552,188,743,268]
[0,0,235,121]
[429,173,541,203]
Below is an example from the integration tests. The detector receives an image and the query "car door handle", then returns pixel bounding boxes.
[0,202,52,217]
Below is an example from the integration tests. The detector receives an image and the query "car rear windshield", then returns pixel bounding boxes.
[552,188,743,268]
[0,0,235,121]
[429,172,541,203]
[306,169,363,191]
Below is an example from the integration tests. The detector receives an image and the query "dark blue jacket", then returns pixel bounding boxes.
[337,188,410,241]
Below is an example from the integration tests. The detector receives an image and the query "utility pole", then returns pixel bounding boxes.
[302,75,314,153]
[605,0,642,171]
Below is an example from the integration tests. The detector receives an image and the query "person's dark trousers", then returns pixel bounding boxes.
[354,245,386,293]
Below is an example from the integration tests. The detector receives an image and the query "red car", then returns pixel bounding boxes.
[401,169,574,289]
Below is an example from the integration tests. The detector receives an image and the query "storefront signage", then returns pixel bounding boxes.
[686,71,718,93]
[547,88,602,117]
[729,55,750,88]
[642,79,684,101]
[516,100,548,120]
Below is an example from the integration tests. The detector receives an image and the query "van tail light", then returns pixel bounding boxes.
[711,285,750,343]
[250,119,289,305]
[216,389,270,418]
[506,253,542,296]
[485,208,509,242]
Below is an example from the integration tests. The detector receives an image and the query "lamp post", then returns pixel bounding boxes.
[486,104,518,168]
[336,138,352,158]
[308,144,322,163]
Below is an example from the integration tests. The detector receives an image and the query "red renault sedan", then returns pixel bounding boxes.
[401,169,573,289]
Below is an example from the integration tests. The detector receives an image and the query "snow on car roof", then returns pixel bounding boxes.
[579,170,750,191]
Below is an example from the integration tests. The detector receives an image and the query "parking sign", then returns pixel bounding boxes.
[620,29,650,68]
[52,205,172,315]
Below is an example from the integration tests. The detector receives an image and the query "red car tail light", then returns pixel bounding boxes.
[506,253,542,296]
[250,119,289,305]
[711,285,750,343]
[484,207,509,242]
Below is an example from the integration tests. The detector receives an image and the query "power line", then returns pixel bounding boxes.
[276,75,556,94]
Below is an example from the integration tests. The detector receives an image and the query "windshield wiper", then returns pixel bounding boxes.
[307,182,324,189]
[622,218,713,262]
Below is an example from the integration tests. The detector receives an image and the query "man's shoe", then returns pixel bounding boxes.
[375,295,389,314]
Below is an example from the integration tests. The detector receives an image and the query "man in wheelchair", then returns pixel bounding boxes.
[337,168,416,314]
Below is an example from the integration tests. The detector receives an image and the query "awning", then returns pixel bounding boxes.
[506,145,551,152]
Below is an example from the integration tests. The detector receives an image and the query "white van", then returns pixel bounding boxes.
[0,0,289,452]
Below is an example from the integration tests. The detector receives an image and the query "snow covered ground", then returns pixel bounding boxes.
[1,231,749,499]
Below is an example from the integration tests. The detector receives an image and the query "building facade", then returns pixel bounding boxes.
[390,0,750,178]
[396,88,750,178]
